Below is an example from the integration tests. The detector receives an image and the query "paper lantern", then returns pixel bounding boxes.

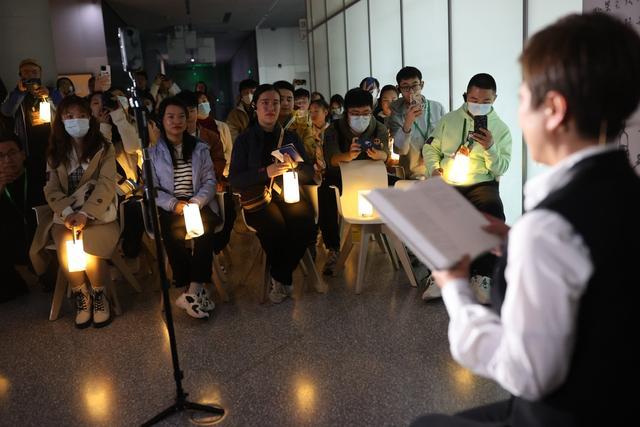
[283,170,300,204]
[447,152,470,184]
[358,190,373,217]
[66,232,87,272]
[183,203,204,239]
[39,99,51,123]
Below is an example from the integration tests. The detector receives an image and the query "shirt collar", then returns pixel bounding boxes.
[524,144,618,211]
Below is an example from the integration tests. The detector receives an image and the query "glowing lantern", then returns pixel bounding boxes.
[447,152,470,184]
[66,228,87,272]
[358,190,373,217]
[183,203,204,240]
[283,170,300,203]
[39,98,51,123]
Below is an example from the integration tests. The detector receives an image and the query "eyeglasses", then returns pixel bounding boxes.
[398,83,422,93]
[0,149,20,161]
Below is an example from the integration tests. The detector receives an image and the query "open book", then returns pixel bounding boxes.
[271,143,304,163]
[365,178,502,270]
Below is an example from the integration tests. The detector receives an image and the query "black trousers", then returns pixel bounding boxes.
[212,189,237,254]
[410,399,512,426]
[456,180,505,278]
[159,205,221,288]
[317,174,341,251]
[244,194,316,286]
[121,198,146,259]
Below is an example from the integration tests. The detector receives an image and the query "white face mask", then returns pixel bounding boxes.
[117,96,129,110]
[197,102,211,119]
[241,93,253,105]
[467,102,492,116]
[331,107,343,116]
[349,115,370,134]
[64,118,90,138]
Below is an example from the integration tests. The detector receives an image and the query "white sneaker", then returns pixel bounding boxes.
[175,292,209,318]
[469,275,492,305]
[92,287,112,328]
[421,275,442,301]
[196,286,215,312]
[269,279,286,304]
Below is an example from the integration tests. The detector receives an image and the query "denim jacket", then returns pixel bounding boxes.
[148,137,219,215]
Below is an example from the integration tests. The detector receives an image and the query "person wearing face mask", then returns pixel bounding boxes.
[388,66,446,179]
[196,92,233,177]
[421,73,512,303]
[329,94,344,122]
[319,88,389,275]
[274,80,316,162]
[149,97,221,319]
[360,77,381,108]
[226,78,258,144]
[1,58,63,203]
[29,95,119,328]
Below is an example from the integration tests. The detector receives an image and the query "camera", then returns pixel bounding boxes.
[102,91,119,110]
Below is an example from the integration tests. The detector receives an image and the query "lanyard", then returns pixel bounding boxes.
[284,115,296,130]
[453,118,473,155]
[412,101,431,141]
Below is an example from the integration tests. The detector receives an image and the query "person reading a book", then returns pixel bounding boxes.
[229,84,315,304]
[422,73,512,303]
[412,12,640,426]
[318,88,390,275]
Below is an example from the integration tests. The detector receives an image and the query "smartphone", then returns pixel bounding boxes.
[473,115,488,132]
[358,135,373,150]
[23,78,41,91]
[98,65,111,78]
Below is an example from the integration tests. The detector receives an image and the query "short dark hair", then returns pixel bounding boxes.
[360,77,380,90]
[273,80,295,94]
[467,73,497,93]
[310,99,329,111]
[520,12,640,140]
[135,70,148,79]
[344,88,373,110]
[396,66,422,84]
[294,88,310,99]
[0,132,23,150]
[380,84,399,97]
[175,90,199,108]
[239,78,258,92]
[330,94,344,107]
[252,84,279,105]
[311,91,325,101]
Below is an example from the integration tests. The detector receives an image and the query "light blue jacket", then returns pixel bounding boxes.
[148,137,219,215]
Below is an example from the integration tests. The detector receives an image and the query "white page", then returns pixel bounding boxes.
[366,178,502,269]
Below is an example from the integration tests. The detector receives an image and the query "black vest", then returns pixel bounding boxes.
[491,149,640,426]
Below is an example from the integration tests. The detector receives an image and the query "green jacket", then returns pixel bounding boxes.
[423,104,511,186]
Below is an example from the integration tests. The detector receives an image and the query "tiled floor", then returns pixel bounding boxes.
[0,230,506,426]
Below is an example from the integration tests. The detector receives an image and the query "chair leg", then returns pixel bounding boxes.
[299,259,309,276]
[260,250,270,304]
[111,250,142,293]
[335,223,354,276]
[374,233,386,254]
[355,225,371,294]
[302,249,327,293]
[211,254,230,302]
[222,247,233,268]
[384,226,419,288]
[381,233,399,270]
[107,284,122,316]
[49,269,68,321]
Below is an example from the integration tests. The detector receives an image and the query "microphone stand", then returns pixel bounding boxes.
[125,72,225,426]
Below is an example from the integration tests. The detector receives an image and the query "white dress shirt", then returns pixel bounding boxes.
[441,144,617,400]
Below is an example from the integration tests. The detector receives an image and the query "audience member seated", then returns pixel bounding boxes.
[375,84,399,124]
[319,88,390,275]
[56,77,75,98]
[229,84,316,304]
[1,58,63,199]
[226,78,258,143]
[195,80,208,95]
[329,94,344,122]
[149,97,221,319]
[310,91,325,102]
[388,66,446,179]
[30,95,119,328]
[274,80,315,161]
[422,73,512,303]
[309,99,330,183]
[89,91,145,268]
[0,133,47,302]
[412,12,640,426]
[360,76,380,108]
[150,74,181,111]
[196,91,233,178]
[133,70,156,110]
[294,88,311,113]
